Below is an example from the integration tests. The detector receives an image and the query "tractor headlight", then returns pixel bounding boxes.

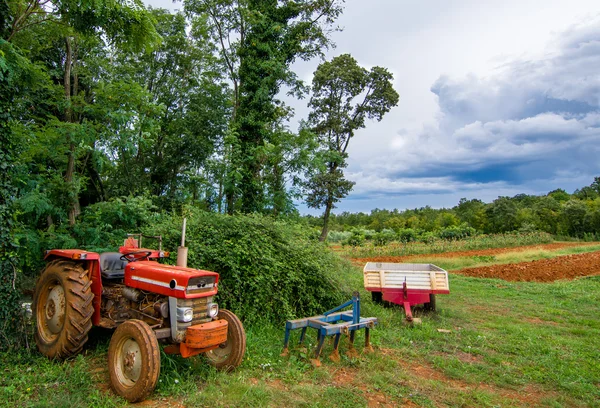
[176,307,193,323]
[207,303,219,318]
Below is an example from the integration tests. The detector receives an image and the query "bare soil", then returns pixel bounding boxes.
[351,242,600,282]
[453,251,600,282]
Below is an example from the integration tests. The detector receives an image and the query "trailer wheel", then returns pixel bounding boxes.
[371,291,383,304]
[205,309,246,372]
[33,260,93,359]
[108,319,160,402]
[424,294,437,312]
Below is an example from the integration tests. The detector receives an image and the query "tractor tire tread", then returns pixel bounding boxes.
[33,260,94,359]
[108,319,160,402]
[205,309,246,372]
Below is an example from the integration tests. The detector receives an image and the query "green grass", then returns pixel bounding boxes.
[3,250,600,407]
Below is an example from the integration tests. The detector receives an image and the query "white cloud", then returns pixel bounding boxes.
[346,15,600,210]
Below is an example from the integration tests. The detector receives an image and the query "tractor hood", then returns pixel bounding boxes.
[124,261,219,299]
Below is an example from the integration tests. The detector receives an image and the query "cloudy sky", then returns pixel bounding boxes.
[144,0,600,214]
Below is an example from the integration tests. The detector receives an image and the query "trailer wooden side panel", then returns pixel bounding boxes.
[363,262,449,292]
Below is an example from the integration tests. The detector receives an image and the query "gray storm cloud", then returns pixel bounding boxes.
[352,16,600,200]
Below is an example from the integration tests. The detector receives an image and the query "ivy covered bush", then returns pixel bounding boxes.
[149,209,348,325]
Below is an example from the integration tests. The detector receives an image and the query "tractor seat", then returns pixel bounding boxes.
[100,252,128,280]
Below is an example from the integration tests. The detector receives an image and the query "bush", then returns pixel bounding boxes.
[373,229,396,246]
[438,224,476,240]
[150,209,348,325]
[327,230,352,243]
[342,229,366,247]
[397,228,418,243]
[418,231,436,244]
[14,196,156,275]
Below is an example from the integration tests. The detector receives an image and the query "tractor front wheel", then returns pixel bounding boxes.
[33,260,93,359]
[205,309,246,372]
[108,319,160,402]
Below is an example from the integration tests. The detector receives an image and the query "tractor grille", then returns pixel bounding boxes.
[186,276,216,295]
[177,296,213,326]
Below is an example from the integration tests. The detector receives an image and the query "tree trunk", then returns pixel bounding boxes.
[63,36,80,226]
[217,172,223,213]
[319,196,334,242]
[272,161,285,216]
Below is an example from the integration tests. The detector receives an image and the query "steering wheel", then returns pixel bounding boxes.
[120,251,153,263]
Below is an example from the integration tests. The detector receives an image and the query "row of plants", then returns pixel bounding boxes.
[334,230,554,258]
[328,224,478,246]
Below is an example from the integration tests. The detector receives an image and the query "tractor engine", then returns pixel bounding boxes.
[101,283,168,328]
[100,282,217,338]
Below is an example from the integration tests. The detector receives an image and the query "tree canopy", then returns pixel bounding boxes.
[304,53,399,240]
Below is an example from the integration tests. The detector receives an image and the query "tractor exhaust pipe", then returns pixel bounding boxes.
[177,218,188,268]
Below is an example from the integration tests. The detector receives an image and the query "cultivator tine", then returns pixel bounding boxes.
[314,329,326,358]
[346,329,358,358]
[281,323,292,356]
[329,333,341,362]
[364,328,374,353]
[298,327,307,345]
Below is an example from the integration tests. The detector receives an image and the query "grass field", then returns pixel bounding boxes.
[2,245,599,407]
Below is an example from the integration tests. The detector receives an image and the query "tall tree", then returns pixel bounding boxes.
[185,0,344,213]
[305,53,399,241]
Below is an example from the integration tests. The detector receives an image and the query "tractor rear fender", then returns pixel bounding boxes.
[44,250,103,325]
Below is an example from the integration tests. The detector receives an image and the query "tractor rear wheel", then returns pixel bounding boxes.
[108,319,160,402]
[33,260,93,359]
[205,309,246,372]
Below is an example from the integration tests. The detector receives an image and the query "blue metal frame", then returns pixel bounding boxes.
[282,292,377,359]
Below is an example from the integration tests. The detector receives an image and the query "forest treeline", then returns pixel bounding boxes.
[1,0,398,245]
[304,179,600,243]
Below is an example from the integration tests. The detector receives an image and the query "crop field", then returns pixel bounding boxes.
[333,232,556,259]
[2,242,600,407]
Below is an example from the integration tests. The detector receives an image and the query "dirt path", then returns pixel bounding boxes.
[350,242,598,265]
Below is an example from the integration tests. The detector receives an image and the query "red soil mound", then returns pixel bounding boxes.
[453,251,600,282]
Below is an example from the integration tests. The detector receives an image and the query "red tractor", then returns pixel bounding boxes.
[33,233,246,402]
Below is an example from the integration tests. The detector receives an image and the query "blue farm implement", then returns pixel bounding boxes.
[281,292,377,364]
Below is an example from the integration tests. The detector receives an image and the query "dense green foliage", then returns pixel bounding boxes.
[150,209,347,324]
[307,181,600,242]
[0,36,35,348]
[15,195,349,326]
